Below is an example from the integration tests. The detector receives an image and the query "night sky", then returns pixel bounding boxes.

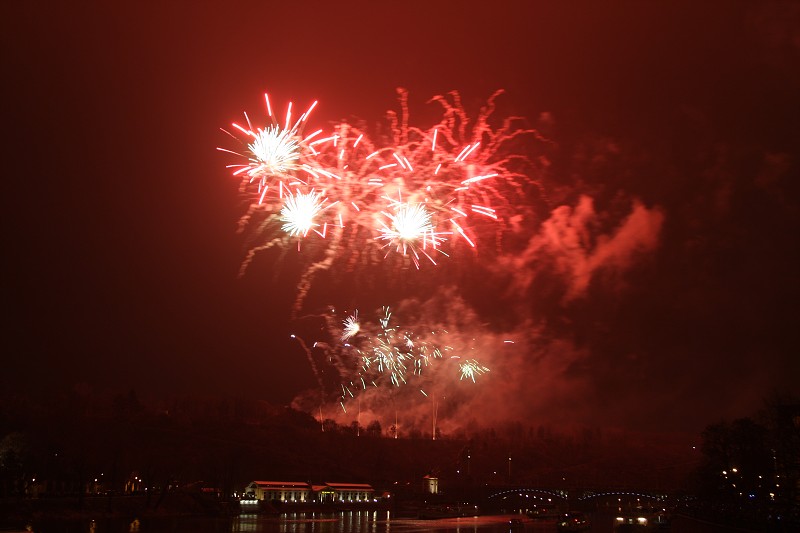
[3,1,798,437]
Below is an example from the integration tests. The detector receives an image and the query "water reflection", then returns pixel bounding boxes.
[34,511,560,533]
[231,512,553,533]
[234,511,386,533]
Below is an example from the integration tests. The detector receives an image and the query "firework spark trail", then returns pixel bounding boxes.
[221,89,549,316]
[280,190,329,237]
[290,333,325,393]
[298,89,547,310]
[459,359,491,382]
[341,311,360,341]
[304,88,546,258]
[301,306,490,413]
[218,94,321,207]
[376,202,450,268]
[218,94,332,278]
[292,244,338,316]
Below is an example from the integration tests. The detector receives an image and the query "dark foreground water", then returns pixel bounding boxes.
[18,510,763,533]
[22,512,566,533]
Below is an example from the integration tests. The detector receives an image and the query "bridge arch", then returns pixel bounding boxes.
[577,490,669,511]
[578,490,668,502]
[486,487,568,501]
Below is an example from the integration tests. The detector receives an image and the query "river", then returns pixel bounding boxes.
[26,512,564,533]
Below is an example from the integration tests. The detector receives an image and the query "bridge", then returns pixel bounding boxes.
[482,485,673,512]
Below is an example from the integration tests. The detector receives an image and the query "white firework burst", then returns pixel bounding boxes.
[377,203,449,266]
[280,190,326,237]
[459,359,490,382]
[248,125,301,177]
[342,312,361,341]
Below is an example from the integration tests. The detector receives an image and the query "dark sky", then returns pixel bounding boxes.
[3,1,798,436]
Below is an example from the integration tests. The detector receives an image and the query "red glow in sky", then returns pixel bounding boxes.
[2,1,798,436]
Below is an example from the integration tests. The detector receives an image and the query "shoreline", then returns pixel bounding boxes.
[0,494,393,528]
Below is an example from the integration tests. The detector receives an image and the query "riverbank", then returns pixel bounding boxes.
[0,493,233,528]
[0,494,397,529]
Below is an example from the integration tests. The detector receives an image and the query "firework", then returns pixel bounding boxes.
[220,89,547,314]
[377,202,450,267]
[313,306,491,405]
[249,125,301,177]
[218,93,322,207]
[459,359,490,382]
[299,88,545,264]
[280,189,329,237]
[341,311,360,341]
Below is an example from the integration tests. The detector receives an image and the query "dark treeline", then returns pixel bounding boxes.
[686,397,800,529]
[2,388,694,498]
[1,388,797,529]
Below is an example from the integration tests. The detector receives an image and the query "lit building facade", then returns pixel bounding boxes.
[245,481,376,503]
[246,481,311,502]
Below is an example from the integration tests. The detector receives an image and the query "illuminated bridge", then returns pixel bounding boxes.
[483,486,672,512]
